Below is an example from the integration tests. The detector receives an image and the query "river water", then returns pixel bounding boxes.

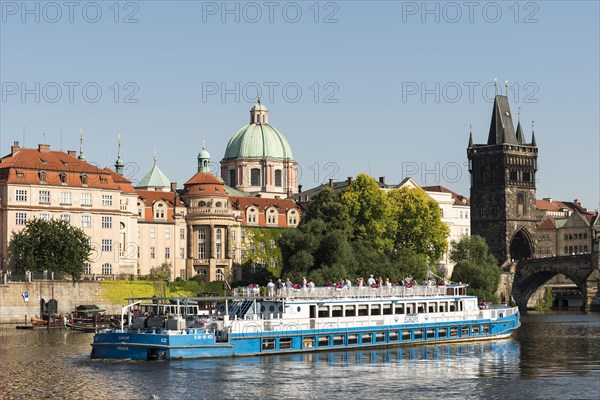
[0,312,598,400]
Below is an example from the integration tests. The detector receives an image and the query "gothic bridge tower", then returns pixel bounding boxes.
[468,90,538,264]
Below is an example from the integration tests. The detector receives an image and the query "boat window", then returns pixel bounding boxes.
[417,303,426,313]
[278,305,283,312]
[309,305,316,318]
[414,329,423,339]
[446,287,455,296]
[438,328,447,338]
[297,306,301,312]
[428,303,437,313]
[382,304,392,315]
[449,302,456,312]
[348,334,358,344]
[449,327,458,337]
[262,339,275,350]
[375,332,386,342]
[303,337,315,348]
[439,302,447,312]
[472,325,480,334]
[461,326,469,336]
[394,304,405,314]
[279,338,292,349]
[318,336,330,347]
[426,329,435,339]
[269,305,275,312]
[389,331,399,341]
[358,305,368,316]
[333,335,344,346]
[345,305,356,317]
[318,306,329,318]
[406,303,414,314]
[362,333,372,343]
[331,306,343,317]
[482,325,490,334]
[402,330,411,341]
[370,305,381,316]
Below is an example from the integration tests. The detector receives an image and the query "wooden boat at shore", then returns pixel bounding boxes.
[65,321,98,332]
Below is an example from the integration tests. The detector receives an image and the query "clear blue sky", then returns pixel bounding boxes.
[1,1,599,211]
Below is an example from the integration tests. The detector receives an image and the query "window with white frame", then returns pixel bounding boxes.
[81,193,92,206]
[288,210,298,225]
[101,263,112,275]
[39,213,50,221]
[101,216,112,229]
[180,248,185,259]
[198,228,206,259]
[39,190,50,204]
[155,203,165,219]
[101,239,112,252]
[247,208,257,224]
[179,269,186,279]
[16,212,27,225]
[60,192,72,205]
[83,263,92,274]
[15,189,28,202]
[216,268,224,281]
[165,228,171,239]
[165,247,170,259]
[270,239,276,249]
[60,214,71,224]
[259,242,265,252]
[150,247,156,259]
[232,230,236,242]
[81,215,92,228]
[102,194,112,206]
[180,228,185,239]
[267,209,277,224]
[270,257,276,268]
[150,227,155,239]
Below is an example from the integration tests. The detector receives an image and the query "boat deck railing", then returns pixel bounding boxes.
[234,285,453,300]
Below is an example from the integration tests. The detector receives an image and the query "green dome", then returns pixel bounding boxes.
[250,102,268,112]
[223,123,294,160]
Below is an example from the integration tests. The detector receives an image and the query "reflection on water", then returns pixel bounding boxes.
[0,312,598,400]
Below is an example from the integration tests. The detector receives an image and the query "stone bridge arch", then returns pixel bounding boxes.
[512,253,600,311]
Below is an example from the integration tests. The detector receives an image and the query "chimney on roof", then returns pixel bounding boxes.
[543,197,553,202]
[574,199,581,206]
[11,141,20,155]
[170,182,177,192]
[347,176,353,184]
[379,177,385,184]
[328,178,334,187]
[298,184,302,193]
[38,144,50,153]
[67,150,77,157]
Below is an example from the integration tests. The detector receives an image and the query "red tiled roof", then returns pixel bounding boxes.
[537,218,556,230]
[182,172,225,195]
[0,146,132,191]
[230,196,299,212]
[421,185,471,206]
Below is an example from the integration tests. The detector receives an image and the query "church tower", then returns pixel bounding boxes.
[468,87,538,264]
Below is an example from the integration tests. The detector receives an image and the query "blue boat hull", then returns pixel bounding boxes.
[91,312,519,360]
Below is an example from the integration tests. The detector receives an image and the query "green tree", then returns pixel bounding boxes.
[149,262,172,282]
[9,218,92,283]
[388,186,449,264]
[303,186,353,236]
[341,174,395,253]
[450,235,501,302]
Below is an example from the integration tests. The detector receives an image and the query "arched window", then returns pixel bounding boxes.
[60,172,67,184]
[198,228,206,259]
[80,174,88,185]
[216,268,224,281]
[101,263,112,275]
[247,208,258,224]
[229,169,236,186]
[274,170,282,187]
[38,171,46,183]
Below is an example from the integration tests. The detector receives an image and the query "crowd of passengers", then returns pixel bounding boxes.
[241,275,445,297]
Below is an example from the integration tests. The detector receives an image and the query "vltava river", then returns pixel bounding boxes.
[0,312,598,400]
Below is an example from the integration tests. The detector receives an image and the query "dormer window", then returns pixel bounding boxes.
[59,172,67,184]
[38,171,46,183]
[80,174,88,185]
[155,203,165,219]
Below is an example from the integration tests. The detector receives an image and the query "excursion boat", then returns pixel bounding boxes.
[90,284,520,360]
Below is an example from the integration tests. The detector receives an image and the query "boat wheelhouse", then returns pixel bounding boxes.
[91,284,520,360]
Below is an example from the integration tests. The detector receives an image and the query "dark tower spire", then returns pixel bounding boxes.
[531,121,537,146]
[115,134,124,175]
[468,123,473,147]
[487,95,518,145]
[516,107,526,144]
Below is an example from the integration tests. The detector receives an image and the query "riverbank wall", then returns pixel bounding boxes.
[0,281,121,324]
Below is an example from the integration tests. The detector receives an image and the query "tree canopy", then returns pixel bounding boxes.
[388,186,449,264]
[9,218,92,283]
[450,235,501,302]
[279,174,449,285]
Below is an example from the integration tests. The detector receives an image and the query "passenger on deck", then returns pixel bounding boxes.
[367,275,376,287]
[267,280,275,297]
